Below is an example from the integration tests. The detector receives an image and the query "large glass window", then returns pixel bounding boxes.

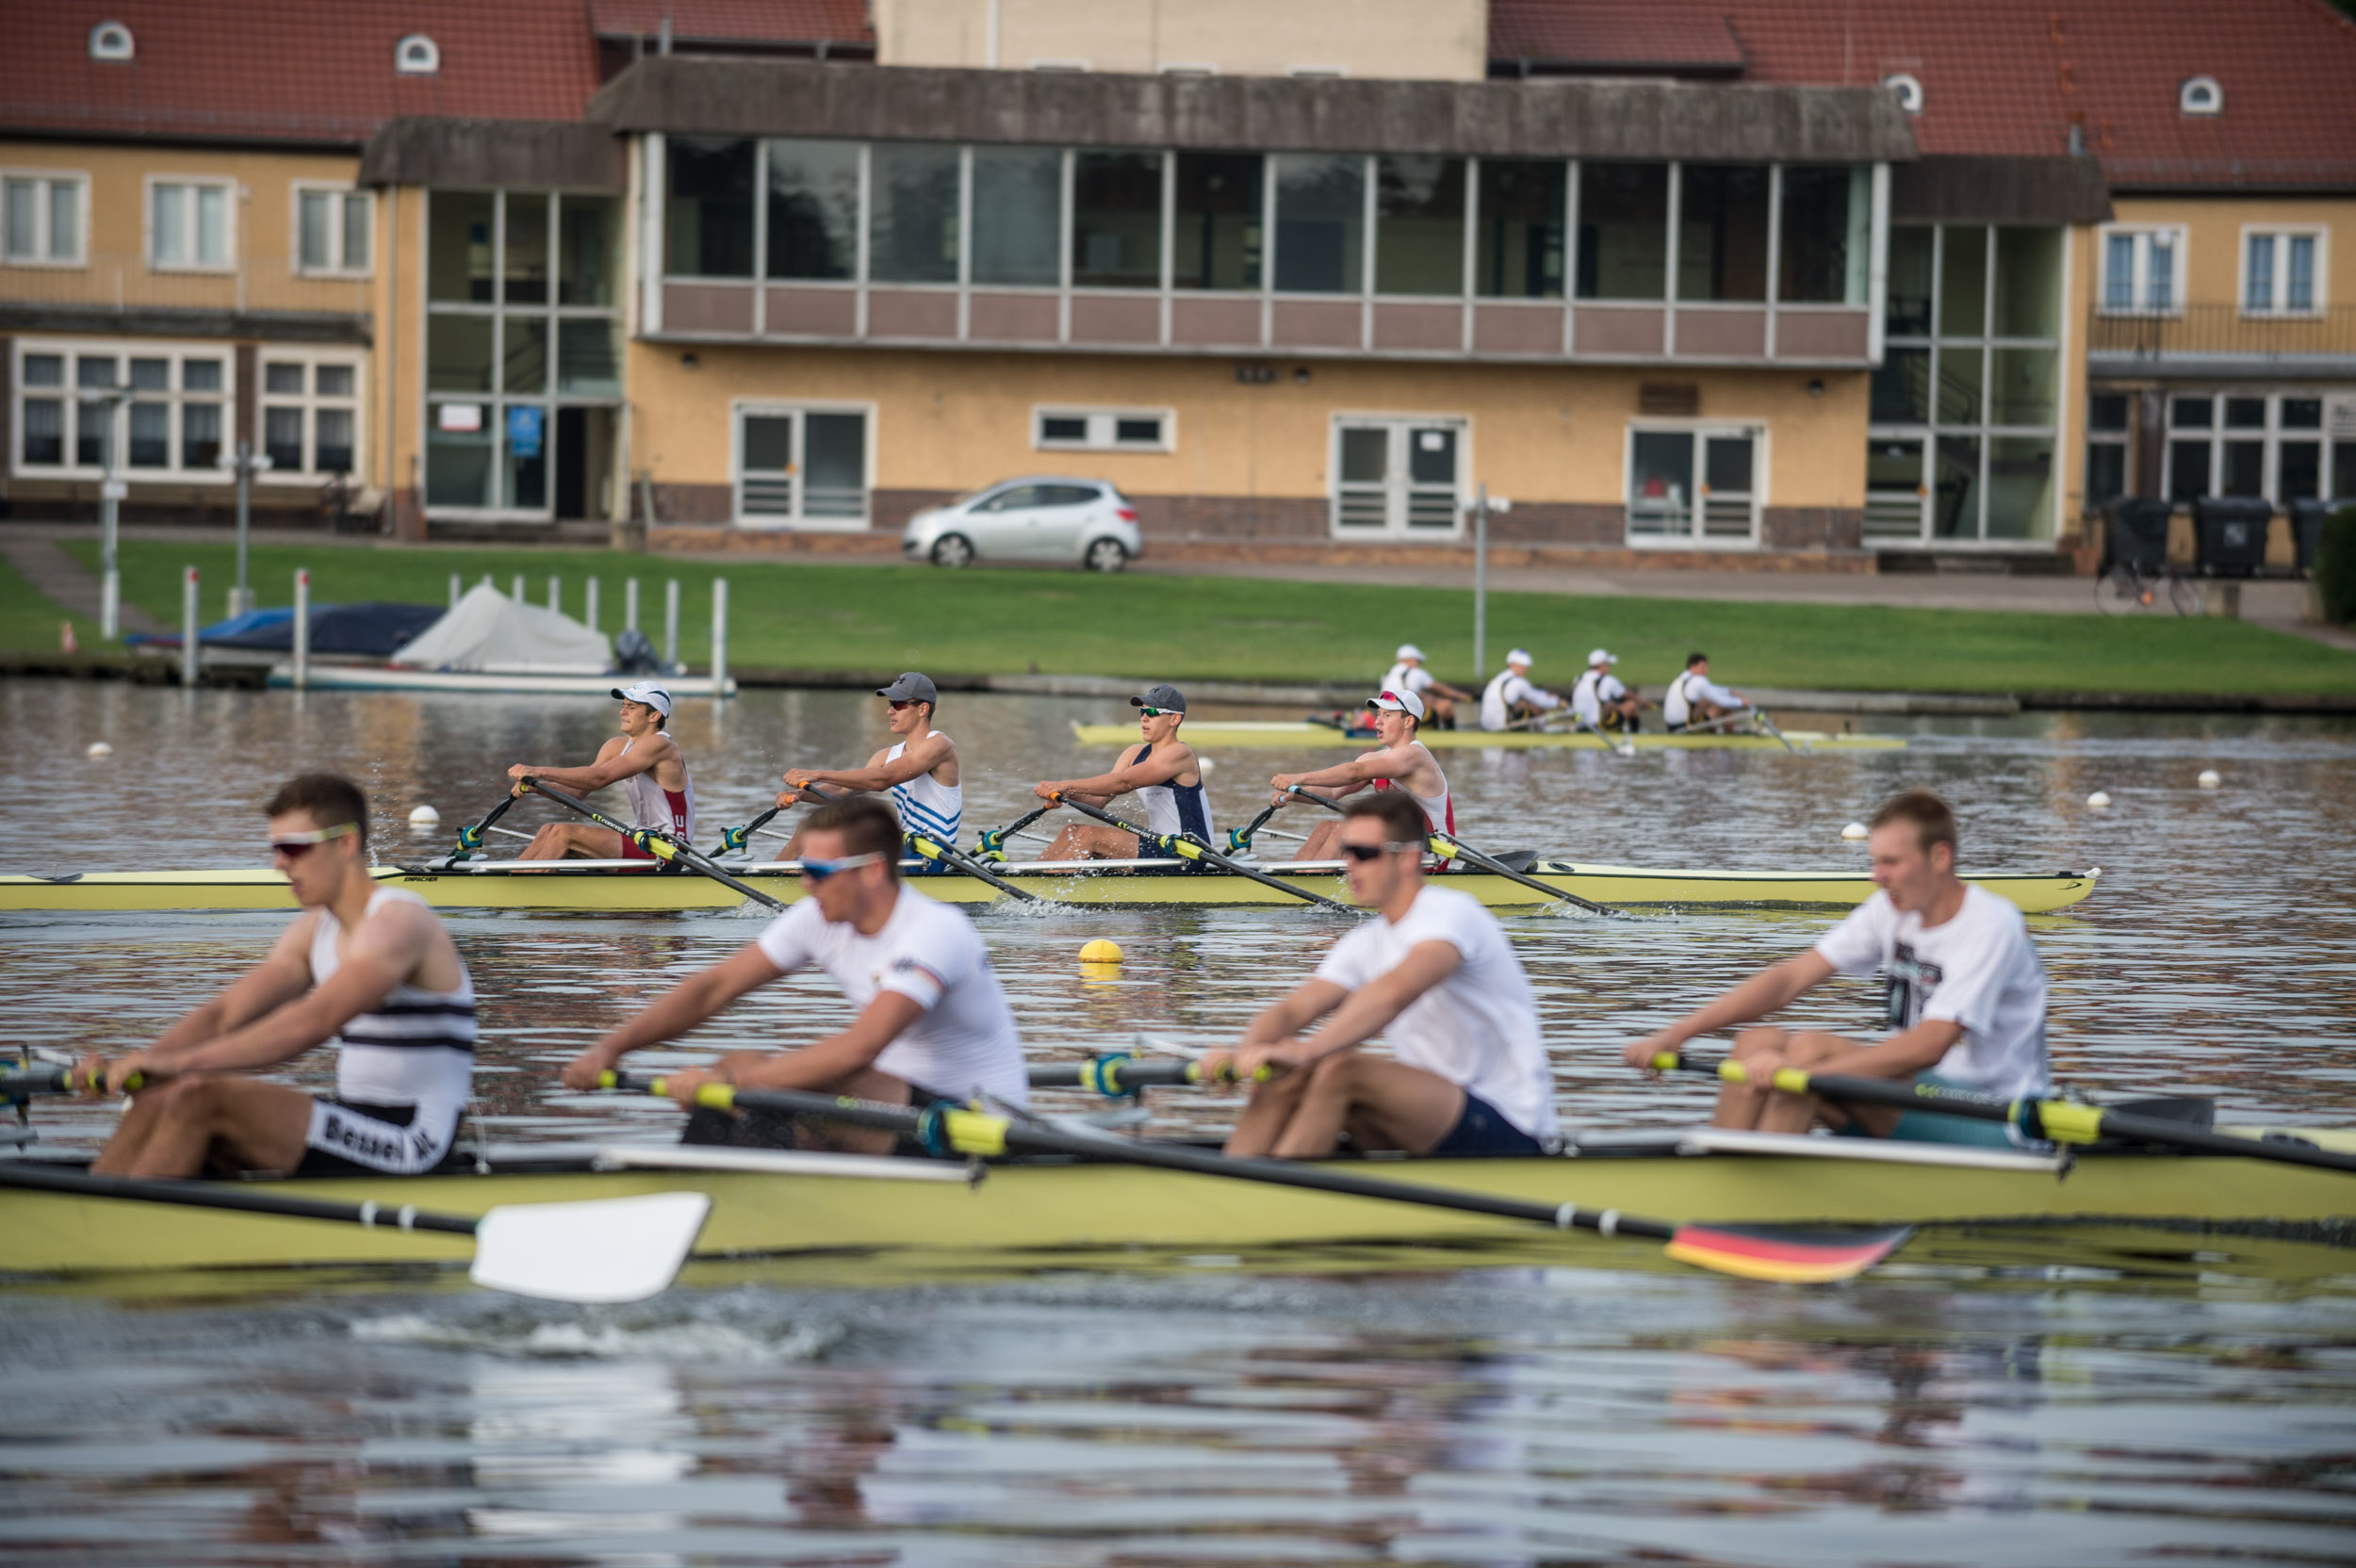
[972,148,1061,286]
[1576,164,1667,301]
[1993,228,2061,338]
[1274,155,1364,294]
[2085,393,2129,512]
[1475,159,1563,299]
[2098,227,2183,314]
[765,139,859,281]
[666,138,756,278]
[2166,392,2340,504]
[150,179,232,270]
[256,353,362,478]
[428,190,496,302]
[1885,225,1933,335]
[869,143,959,285]
[1072,152,1162,289]
[2245,230,2324,315]
[1675,165,1768,302]
[11,341,231,477]
[559,196,616,305]
[2,172,86,265]
[294,187,371,275]
[1375,156,1464,297]
[1779,166,1869,304]
[1172,153,1262,290]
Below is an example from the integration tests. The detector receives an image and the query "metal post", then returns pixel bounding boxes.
[663,579,680,669]
[1472,483,1488,679]
[180,565,200,688]
[548,575,561,614]
[98,392,124,641]
[449,572,462,607]
[712,577,729,697]
[292,568,311,690]
[231,439,255,617]
[511,573,526,602]
[625,577,640,630]
[585,577,600,631]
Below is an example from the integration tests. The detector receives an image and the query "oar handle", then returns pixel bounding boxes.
[453,791,521,856]
[718,806,782,855]
[1226,804,1282,855]
[3,1067,151,1097]
[976,804,1055,860]
[1028,1054,1268,1095]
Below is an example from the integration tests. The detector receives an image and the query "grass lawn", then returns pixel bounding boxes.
[29,537,2356,697]
[0,549,104,656]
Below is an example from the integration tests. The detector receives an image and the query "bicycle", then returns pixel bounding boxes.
[2094,557,2205,616]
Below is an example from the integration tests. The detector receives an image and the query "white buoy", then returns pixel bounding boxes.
[2197,769,2221,790]
[1198,757,1217,774]
[409,804,442,827]
[2086,791,2112,809]
[86,741,112,759]
[1841,822,1868,841]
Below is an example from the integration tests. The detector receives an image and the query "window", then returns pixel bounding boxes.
[12,340,231,479]
[971,147,1061,286]
[294,186,371,275]
[1172,153,1262,291]
[735,405,871,527]
[2243,229,2324,315]
[1779,167,1870,305]
[1676,165,1769,302]
[2086,392,2130,512]
[257,353,363,479]
[869,143,960,285]
[1628,426,1762,542]
[396,35,439,74]
[149,179,235,270]
[1332,416,1463,536]
[2,172,85,266]
[1072,152,1162,289]
[1475,159,1563,299]
[2099,227,2184,314]
[2167,391,2337,504]
[1576,163,1667,301]
[1374,156,1464,297]
[666,138,756,278]
[1884,74,1922,114]
[90,22,133,60]
[764,139,859,281]
[1274,155,1364,294]
[1035,408,1171,452]
[2180,76,2221,116]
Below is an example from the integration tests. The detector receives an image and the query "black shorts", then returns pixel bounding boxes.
[294,1098,464,1177]
[680,1077,959,1151]
[1427,1090,1547,1158]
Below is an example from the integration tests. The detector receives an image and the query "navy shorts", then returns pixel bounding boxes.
[1427,1090,1547,1158]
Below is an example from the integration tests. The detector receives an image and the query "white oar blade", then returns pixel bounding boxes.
[469,1191,712,1304]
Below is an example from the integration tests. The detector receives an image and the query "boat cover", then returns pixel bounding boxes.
[388,584,613,674]
[128,602,446,658]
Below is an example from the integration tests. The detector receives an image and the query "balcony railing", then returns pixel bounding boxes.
[2087,303,2356,361]
[0,253,371,320]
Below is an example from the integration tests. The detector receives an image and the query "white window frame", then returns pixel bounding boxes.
[145,175,238,273]
[2165,389,2337,504]
[9,337,236,482]
[1328,413,1470,539]
[1033,406,1174,453]
[1,169,90,268]
[2238,225,2326,317]
[396,34,439,74]
[2097,225,2185,316]
[89,21,134,61]
[2084,392,2132,513]
[2180,76,2222,117]
[291,184,373,277]
[255,348,367,483]
[1624,420,1768,546]
[1883,74,1923,115]
[730,400,877,531]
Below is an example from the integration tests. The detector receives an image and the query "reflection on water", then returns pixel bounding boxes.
[4,681,2355,1563]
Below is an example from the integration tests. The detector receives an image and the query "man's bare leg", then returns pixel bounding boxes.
[91,1076,315,1177]
[516,822,626,861]
[1267,1054,1465,1159]
[1040,823,1137,861]
[1299,821,1344,859]
[1222,1069,1317,1156]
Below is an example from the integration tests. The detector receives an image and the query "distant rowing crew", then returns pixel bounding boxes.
[1384,643,1755,735]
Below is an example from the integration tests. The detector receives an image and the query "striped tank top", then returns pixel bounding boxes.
[889,733,961,845]
[309,888,477,1110]
[1137,756,1214,843]
[618,733,695,841]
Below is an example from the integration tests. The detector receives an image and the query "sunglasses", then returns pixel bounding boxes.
[1137,706,1176,719]
[886,698,918,710]
[1338,840,1421,861]
[269,822,358,860]
[798,850,886,881]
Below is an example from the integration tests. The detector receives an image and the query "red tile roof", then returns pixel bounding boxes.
[586,0,874,47]
[1492,0,2356,188]
[0,1,606,147]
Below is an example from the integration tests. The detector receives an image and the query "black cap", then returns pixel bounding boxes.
[1130,683,1186,713]
[877,672,938,704]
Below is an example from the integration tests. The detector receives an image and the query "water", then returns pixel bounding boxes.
[4,681,2355,1564]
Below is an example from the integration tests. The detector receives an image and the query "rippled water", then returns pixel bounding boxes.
[4,680,2355,1564]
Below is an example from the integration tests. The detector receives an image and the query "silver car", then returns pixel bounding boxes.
[902,477,1142,571]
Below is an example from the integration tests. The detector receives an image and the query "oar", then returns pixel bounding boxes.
[0,1159,709,1302]
[1280,787,1621,918]
[616,1077,1910,1284]
[1572,714,1637,757]
[1027,1054,1266,1095]
[975,803,1056,861]
[521,777,788,910]
[714,806,782,856]
[435,791,523,866]
[789,780,1041,904]
[1749,709,1799,755]
[1655,1054,2356,1176]
[1048,792,1357,913]
[1224,803,1284,856]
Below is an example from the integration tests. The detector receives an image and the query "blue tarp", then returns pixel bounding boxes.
[129,601,445,658]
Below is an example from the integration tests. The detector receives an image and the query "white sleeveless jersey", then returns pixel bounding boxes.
[1570,668,1625,724]
[1134,745,1214,842]
[1374,740,1454,836]
[618,733,695,841]
[309,888,476,1110]
[889,733,961,845]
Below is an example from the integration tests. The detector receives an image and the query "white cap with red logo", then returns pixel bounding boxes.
[1366,687,1427,720]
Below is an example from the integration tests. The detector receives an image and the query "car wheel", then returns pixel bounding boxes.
[1083,537,1130,573]
[929,532,975,568]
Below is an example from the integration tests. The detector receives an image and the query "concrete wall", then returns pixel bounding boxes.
[874,0,1488,81]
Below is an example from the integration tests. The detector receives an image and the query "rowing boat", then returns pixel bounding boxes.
[6,1123,2347,1281]
[1072,720,1907,751]
[0,860,2101,914]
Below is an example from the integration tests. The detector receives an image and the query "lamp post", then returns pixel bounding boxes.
[217,440,273,617]
[1467,489,1513,679]
[94,387,128,641]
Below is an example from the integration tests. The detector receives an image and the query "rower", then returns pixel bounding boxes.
[1381,644,1473,730]
[73,774,476,1178]
[777,672,959,873]
[507,681,695,865]
[1662,652,1748,732]
[1033,683,1212,864]
[560,796,1025,1151]
[1570,648,1641,732]
[1197,791,1558,1159]
[1478,649,1563,732]
[1621,789,2048,1147]
[1271,687,1451,861]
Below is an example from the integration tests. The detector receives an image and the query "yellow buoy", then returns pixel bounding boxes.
[1078,939,1124,965]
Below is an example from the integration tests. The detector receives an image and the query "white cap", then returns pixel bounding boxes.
[1366,686,1427,720]
[1587,647,1616,666]
[1506,648,1532,667]
[1395,643,1425,662]
[610,680,674,716]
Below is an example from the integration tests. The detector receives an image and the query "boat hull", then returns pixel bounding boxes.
[1073,721,1906,751]
[0,862,2101,914]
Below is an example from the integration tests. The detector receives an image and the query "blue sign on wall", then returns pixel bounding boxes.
[507,405,544,460]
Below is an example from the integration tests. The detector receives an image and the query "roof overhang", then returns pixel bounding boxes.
[358,119,627,191]
[1889,155,2113,226]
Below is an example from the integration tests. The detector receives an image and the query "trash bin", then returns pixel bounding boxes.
[2192,497,2271,577]
[2290,498,2337,577]
[2106,498,2173,571]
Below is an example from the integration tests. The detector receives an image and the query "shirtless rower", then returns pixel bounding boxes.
[1662,652,1749,732]
[1620,790,2049,1147]
[1271,686,1452,861]
[1478,649,1563,732]
[1570,648,1642,732]
[73,774,477,1179]
[777,672,959,873]
[560,796,1024,1151]
[1381,644,1474,731]
[507,681,695,865]
[1032,683,1213,864]
[1197,791,1558,1159]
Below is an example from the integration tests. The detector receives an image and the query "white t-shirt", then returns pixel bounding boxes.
[754,887,1027,1105]
[1663,669,1744,727]
[1382,662,1436,699]
[1312,885,1558,1138]
[1479,670,1560,731]
[1812,884,2050,1100]
[1569,669,1627,724]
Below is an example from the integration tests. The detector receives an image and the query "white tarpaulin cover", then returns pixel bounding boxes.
[388,585,612,674]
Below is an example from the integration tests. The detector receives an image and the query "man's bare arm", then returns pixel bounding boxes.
[1284,941,1460,1065]
[1621,951,1837,1069]
[152,903,442,1076]
[559,942,786,1087]
[145,918,320,1055]
[789,733,954,793]
[1037,743,1191,802]
[509,736,645,794]
[720,992,929,1092]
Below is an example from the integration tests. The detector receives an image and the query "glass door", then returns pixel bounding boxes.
[1331,418,1465,537]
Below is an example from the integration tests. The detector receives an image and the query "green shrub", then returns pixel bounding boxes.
[2319,506,2356,626]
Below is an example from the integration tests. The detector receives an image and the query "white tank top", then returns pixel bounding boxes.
[618,733,695,841]
[1663,671,1703,728]
[888,733,961,844]
[1375,741,1454,836]
[1135,748,1214,842]
[309,888,476,1109]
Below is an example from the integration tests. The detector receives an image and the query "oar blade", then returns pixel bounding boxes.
[469,1191,712,1303]
[1662,1222,1913,1283]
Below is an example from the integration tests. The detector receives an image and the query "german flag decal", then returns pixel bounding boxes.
[1662,1223,1915,1283]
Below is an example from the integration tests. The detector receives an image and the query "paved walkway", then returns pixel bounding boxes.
[0,532,159,633]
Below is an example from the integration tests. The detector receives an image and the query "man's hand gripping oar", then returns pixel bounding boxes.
[1279,786,1622,917]
[517,776,789,910]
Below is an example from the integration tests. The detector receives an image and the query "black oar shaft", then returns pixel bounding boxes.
[523,778,787,910]
[1026,1056,1261,1093]
[793,781,1040,903]
[0,1159,479,1234]
[2,1069,69,1098]
[1282,787,1616,916]
[1054,793,1354,912]
[977,804,1055,858]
